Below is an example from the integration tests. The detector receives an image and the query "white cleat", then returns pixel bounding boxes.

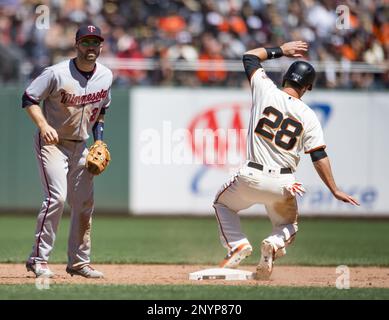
[66,265,104,278]
[255,241,275,280]
[219,243,253,269]
[26,261,55,278]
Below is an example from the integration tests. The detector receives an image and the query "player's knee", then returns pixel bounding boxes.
[81,198,94,208]
[213,200,222,209]
[213,201,227,213]
[52,194,66,208]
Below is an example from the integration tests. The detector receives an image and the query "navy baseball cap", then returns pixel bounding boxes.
[75,25,104,42]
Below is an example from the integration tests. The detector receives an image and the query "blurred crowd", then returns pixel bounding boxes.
[0,0,388,89]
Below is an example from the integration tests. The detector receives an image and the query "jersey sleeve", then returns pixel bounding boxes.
[102,70,113,111]
[102,86,111,110]
[242,54,277,97]
[242,54,262,81]
[23,68,56,108]
[303,111,326,153]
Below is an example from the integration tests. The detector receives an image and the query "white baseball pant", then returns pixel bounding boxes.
[213,163,299,256]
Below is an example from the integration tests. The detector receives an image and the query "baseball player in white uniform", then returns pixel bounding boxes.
[22,25,113,278]
[214,41,360,280]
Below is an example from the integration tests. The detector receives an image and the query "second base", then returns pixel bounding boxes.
[189,268,253,281]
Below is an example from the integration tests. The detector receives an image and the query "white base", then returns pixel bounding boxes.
[189,268,253,281]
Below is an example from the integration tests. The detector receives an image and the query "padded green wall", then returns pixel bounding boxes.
[0,88,129,213]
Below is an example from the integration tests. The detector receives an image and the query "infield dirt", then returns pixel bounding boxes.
[0,264,388,288]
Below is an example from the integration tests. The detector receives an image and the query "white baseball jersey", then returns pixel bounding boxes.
[24,59,113,141]
[213,54,325,269]
[246,65,325,172]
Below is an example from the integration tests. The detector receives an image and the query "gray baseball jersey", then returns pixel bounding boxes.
[25,59,113,140]
[25,58,113,270]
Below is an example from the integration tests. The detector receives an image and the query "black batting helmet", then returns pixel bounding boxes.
[282,61,316,90]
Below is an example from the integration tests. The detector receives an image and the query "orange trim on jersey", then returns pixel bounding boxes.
[278,117,304,151]
[305,145,326,154]
[255,131,274,145]
[255,106,283,142]
[287,115,300,123]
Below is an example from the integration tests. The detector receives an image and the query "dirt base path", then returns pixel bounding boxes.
[1,264,388,288]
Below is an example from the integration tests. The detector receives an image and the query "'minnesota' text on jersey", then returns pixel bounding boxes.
[23,59,112,140]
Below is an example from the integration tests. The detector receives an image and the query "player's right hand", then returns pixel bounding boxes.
[287,182,306,197]
[40,124,59,145]
[280,41,308,58]
[333,190,360,206]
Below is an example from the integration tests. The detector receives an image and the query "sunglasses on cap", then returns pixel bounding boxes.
[79,39,102,47]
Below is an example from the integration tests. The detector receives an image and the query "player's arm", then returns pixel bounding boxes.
[22,68,58,144]
[244,41,308,61]
[23,103,59,145]
[92,113,105,142]
[243,41,308,81]
[310,150,360,206]
[93,81,111,142]
[304,112,359,206]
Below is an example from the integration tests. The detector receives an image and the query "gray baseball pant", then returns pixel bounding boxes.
[27,133,94,268]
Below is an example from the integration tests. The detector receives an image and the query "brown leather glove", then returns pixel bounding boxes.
[85,140,111,175]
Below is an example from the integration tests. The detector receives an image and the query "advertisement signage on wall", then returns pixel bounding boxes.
[130,88,388,216]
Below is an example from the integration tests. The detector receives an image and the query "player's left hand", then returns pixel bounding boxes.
[287,182,306,197]
[280,41,308,58]
[333,190,360,206]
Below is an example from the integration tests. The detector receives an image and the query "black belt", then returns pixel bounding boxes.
[248,161,292,174]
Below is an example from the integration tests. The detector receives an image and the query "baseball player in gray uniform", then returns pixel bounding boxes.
[214,41,360,280]
[22,25,113,278]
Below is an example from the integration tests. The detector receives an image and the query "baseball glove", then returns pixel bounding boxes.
[85,140,111,175]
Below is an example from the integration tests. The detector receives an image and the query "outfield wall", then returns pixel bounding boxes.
[130,88,388,216]
[0,88,129,212]
[0,87,387,216]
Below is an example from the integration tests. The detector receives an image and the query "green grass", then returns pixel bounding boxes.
[1,216,389,300]
[1,284,389,300]
[1,216,389,266]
